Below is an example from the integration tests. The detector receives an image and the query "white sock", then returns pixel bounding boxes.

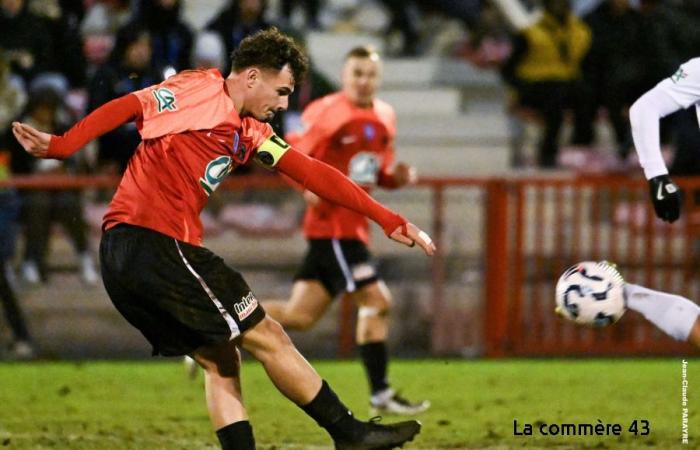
[370,387,394,405]
[624,283,700,341]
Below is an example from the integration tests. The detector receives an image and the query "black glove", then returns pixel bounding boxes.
[649,175,681,223]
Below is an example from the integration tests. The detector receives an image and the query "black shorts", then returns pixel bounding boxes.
[99,224,265,356]
[294,239,379,298]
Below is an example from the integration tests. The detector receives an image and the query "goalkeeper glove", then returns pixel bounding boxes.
[649,175,681,223]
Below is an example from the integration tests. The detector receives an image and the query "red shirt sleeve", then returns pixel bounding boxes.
[47,93,142,159]
[276,147,406,236]
[134,69,235,140]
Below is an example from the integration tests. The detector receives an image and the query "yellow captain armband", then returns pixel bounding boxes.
[254,134,291,169]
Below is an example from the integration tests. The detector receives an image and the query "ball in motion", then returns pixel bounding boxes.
[555,261,626,327]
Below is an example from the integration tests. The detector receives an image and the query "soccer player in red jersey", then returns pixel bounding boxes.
[12,29,435,450]
[264,46,430,415]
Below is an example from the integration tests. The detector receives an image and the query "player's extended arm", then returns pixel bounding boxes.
[277,148,435,255]
[629,87,683,222]
[629,86,682,179]
[12,94,142,159]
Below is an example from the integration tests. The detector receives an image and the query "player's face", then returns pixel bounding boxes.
[342,56,382,108]
[247,65,294,122]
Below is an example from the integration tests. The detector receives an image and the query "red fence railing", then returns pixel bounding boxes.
[3,174,699,357]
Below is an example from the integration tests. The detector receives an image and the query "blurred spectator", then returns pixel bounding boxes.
[578,0,647,157]
[191,31,226,71]
[206,0,277,73]
[0,143,34,359]
[0,0,53,83]
[0,50,27,132]
[638,0,689,85]
[418,0,480,30]
[80,0,132,72]
[501,0,591,167]
[88,24,159,173]
[455,0,511,69]
[81,0,131,36]
[58,0,84,23]
[279,0,321,29]
[9,88,98,285]
[379,0,421,56]
[29,0,86,88]
[129,0,193,74]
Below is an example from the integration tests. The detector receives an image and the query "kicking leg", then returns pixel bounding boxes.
[352,281,429,415]
[263,280,331,330]
[625,283,700,345]
[240,315,421,448]
[240,315,321,402]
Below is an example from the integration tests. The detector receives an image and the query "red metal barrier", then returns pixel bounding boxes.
[4,174,700,357]
[485,175,700,357]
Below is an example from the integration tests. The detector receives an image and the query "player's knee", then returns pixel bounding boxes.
[358,304,388,319]
[194,344,241,378]
[256,316,295,350]
[358,295,391,318]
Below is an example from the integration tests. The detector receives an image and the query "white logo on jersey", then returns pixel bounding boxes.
[153,88,177,112]
[348,152,380,186]
[199,156,233,196]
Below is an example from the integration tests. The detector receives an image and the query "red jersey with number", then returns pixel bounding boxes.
[102,69,273,246]
[287,92,397,243]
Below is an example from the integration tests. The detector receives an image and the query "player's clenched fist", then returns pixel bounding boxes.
[649,175,681,223]
[392,162,417,187]
[389,222,436,256]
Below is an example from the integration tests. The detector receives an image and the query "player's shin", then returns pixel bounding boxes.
[356,306,390,396]
[625,283,700,342]
[358,341,390,395]
[300,379,366,441]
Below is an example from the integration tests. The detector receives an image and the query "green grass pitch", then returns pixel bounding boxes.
[0,358,695,449]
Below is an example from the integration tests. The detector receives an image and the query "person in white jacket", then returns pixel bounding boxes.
[628,58,700,222]
[625,58,700,348]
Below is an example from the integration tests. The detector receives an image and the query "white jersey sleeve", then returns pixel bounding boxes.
[656,58,700,108]
[630,58,700,179]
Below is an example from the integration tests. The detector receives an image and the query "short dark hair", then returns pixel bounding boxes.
[344,45,380,61]
[230,28,308,84]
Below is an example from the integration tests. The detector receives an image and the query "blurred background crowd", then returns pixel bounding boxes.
[1,0,700,358]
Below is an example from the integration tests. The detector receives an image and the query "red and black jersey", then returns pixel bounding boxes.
[46,70,406,247]
[287,92,397,244]
[103,69,272,245]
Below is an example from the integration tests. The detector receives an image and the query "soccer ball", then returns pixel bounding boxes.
[555,261,626,327]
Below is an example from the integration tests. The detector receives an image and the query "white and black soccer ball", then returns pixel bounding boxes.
[555,261,626,327]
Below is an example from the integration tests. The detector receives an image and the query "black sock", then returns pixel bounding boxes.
[358,341,390,394]
[216,421,255,450]
[301,380,365,441]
